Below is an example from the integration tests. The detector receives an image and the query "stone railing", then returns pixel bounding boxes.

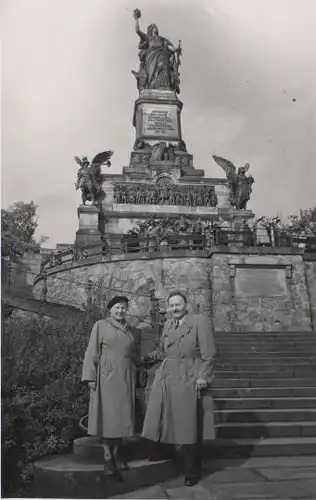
[38,230,316,273]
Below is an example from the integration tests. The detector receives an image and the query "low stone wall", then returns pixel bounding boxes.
[33,248,315,333]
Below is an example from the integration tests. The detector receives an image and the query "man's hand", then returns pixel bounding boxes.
[88,381,96,390]
[195,378,207,391]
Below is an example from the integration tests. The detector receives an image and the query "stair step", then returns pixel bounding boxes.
[216,341,316,348]
[213,332,316,337]
[33,454,178,499]
[214,408,316,423]
[212,387,316,398]
[216,421,316,439]
[217,355,316,362]
[217,348,316,354]
[214,369,316,378]
[217,351,316,365]
[74,437,145,461]
[73,436,174,463]
[214,333,316,338]
[212,378,316,388]
[217,361,316,367]
[203,437,316,458]
[214,397,316,410]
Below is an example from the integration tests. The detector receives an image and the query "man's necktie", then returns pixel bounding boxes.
[175,320,179,329]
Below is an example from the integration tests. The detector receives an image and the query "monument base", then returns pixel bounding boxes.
[75,205,102,253]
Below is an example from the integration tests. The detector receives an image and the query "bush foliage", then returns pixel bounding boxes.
[1,307,101,497]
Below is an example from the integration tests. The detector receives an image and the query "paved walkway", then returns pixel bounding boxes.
[116,456,316,499]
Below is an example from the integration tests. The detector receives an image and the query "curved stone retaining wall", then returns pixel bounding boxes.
[33,249,314,332]
[33,251,212,327]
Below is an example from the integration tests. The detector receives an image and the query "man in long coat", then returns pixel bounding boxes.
[142,291,217,486]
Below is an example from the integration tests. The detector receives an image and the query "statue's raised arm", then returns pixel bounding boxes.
[133,8,146,39]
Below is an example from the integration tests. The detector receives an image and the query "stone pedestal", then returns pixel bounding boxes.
[133,89,182,143]
[96,86,255,242]
[75,205,102,254]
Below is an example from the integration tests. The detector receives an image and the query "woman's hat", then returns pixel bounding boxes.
[107,295,129,310]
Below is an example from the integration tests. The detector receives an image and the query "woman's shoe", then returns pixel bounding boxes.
[102,445,114,476]
[184,477,199,487]
[116,459,130,471]
[113,445,130,472]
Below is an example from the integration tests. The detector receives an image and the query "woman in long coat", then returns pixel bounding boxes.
[82,296,140,478]
[142,291,217,487]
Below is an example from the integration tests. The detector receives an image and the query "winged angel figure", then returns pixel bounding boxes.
[213,156,254,210]
[74,151,113,205]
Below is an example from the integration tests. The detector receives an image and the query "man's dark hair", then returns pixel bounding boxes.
[167,290,188,304]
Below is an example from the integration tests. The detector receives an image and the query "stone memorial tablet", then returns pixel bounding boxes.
[140,103,180,140]
[235,266,288,298]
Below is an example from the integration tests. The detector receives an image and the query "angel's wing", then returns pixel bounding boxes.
[91,151,114,166]
[74,156,83,166]
[212,155,236,176]
[244,162,250,173]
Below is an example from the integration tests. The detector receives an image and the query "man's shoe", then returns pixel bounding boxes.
[117,460,130,471]
[112,470,124,482]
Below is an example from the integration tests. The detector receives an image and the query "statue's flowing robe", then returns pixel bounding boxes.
[77,167,93,189]
[236,175,251,209]
[144,35,173,90]
[82,318,140,438]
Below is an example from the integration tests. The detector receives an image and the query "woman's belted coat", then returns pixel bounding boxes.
[82,318,140,438]
[142,314,217,445]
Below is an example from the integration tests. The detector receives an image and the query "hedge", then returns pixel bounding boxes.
[1,308,101,497]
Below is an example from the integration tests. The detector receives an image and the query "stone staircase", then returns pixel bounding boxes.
[33,330,316,498]
[209,331,316,458]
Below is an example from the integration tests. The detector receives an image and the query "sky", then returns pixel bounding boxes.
[2,0,316,247]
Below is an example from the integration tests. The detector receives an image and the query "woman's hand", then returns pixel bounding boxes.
[133,8,141,20]
[195,378,208,391]
[88,381,96,391]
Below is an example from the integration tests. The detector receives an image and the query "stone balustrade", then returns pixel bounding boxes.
[38,230,315,274]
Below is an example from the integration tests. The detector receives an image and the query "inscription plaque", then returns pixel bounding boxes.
[141,104,180,139]
[235,267,288,298]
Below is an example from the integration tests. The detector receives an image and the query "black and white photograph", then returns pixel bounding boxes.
[2,0,316,498]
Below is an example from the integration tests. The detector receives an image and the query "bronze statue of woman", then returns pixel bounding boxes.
[132,8,182,93]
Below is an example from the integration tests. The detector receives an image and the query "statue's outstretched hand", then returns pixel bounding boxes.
[133,8,141,20]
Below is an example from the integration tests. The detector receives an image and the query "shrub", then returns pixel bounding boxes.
[1,307,101,497]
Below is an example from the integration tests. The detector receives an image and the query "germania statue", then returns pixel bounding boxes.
[132,8,182,94]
